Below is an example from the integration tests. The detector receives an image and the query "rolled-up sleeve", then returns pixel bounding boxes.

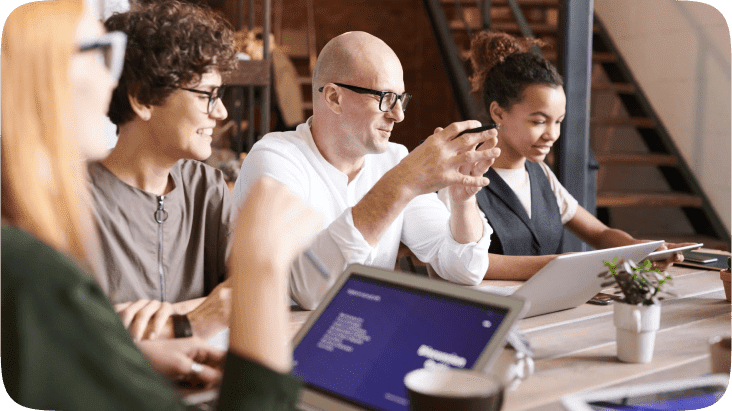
[289,207,376,310]
[234,141,378,310]
[401,192,491,286]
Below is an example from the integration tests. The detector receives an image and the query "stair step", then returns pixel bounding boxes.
[544,51,616,64]
[450,20,600,35]
[458,49,616,64]
[279,44,309,59]
[595,153,678,166]
[450,20,558,34]
[589,52,618,63]
[592,82,635,94]
[591,117,656,128]
[596,193,702,208]
[441,0,559,6]
[298,76,312,85]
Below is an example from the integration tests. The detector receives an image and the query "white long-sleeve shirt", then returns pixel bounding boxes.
[233,120,492,309]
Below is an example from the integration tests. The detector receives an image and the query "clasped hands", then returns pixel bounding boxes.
[115,279,231,342]
[117,177,322,387]
[399,120,500,206]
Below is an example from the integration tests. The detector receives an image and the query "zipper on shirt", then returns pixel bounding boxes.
[155,195,168,302]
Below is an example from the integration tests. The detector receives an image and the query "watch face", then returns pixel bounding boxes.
[172,314,193,338]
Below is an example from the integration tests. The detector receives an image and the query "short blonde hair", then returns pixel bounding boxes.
[1,0,94,269]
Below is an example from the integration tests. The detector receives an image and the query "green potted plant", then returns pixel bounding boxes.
[721,257,731,302]
[603,259,674,363]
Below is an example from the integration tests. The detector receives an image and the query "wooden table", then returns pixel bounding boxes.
[288,264,730,410]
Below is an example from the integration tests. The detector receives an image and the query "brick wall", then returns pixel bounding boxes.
[210,0,457,150]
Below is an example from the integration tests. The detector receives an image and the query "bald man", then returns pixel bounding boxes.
[233,32,500,310]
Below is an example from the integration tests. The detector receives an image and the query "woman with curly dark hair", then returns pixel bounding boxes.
[87,0,239,342]
[463,31,688,280]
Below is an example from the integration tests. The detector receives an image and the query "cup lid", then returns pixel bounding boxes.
[404,368,503,398]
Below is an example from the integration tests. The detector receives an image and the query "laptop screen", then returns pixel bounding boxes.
[292,273,510,411]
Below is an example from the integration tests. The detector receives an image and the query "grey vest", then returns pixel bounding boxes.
[476,161,564,256]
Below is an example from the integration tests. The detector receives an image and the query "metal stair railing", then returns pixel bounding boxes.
[504,0,534,38]
[422,0,479,120]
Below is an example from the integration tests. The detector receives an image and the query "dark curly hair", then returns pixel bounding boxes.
[469,31,563,122]
[105,0,237,127]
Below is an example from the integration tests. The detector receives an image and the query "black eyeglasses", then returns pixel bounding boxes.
[318,83,412,112]
[77,31,127,82]
[176,85,227,114]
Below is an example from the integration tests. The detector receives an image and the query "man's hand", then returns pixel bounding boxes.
[115,299,175,341]
[397,120,500,198]
[136,337,225,388]
[352,120,498,247]
[436,125,500,205]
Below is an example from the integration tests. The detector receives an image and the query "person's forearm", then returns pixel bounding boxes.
[171,297,205,314]
[229,257,291,374]
[587,228,639,250]
[352,168,415,247]
[484,253,558,280]
[448,197,484,244]
[565,207,640,251]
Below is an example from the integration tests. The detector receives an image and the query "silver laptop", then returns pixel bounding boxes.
[479,241,664,318]
[292,264,526,411]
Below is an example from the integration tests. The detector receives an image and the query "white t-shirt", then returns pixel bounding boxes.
[233,119,492,310]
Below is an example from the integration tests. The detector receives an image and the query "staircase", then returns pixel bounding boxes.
[434,0,730,250]
[273,0,317,122]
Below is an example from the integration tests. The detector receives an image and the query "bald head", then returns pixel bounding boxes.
[312,31,402,101]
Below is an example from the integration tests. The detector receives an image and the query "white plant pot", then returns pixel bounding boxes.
[613,302,661,363]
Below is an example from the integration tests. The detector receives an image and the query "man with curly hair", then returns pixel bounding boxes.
[88,0,237,342]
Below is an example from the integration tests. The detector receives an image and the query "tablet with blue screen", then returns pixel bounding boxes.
[292,264,526,411]
[561,375,728,411]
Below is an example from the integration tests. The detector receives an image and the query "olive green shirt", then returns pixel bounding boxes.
[1,226,302,410]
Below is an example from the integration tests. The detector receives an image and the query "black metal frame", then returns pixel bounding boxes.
[232,0,272,154]
[505,0,534,38]
[556,0,596,252]
[422,0,479,121]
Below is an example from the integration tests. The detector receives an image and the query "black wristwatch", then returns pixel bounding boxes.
[171,314,193,338]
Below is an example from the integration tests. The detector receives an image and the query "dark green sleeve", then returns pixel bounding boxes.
[218,353,303,411]
[2,227,303,411]
[2,229,186,411]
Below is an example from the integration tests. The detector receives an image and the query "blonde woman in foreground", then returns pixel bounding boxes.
[1,1,320,409]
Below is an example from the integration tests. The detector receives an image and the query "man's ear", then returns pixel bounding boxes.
[128,93,153,121]
[321,83,342,115]
[488,101,504,124]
